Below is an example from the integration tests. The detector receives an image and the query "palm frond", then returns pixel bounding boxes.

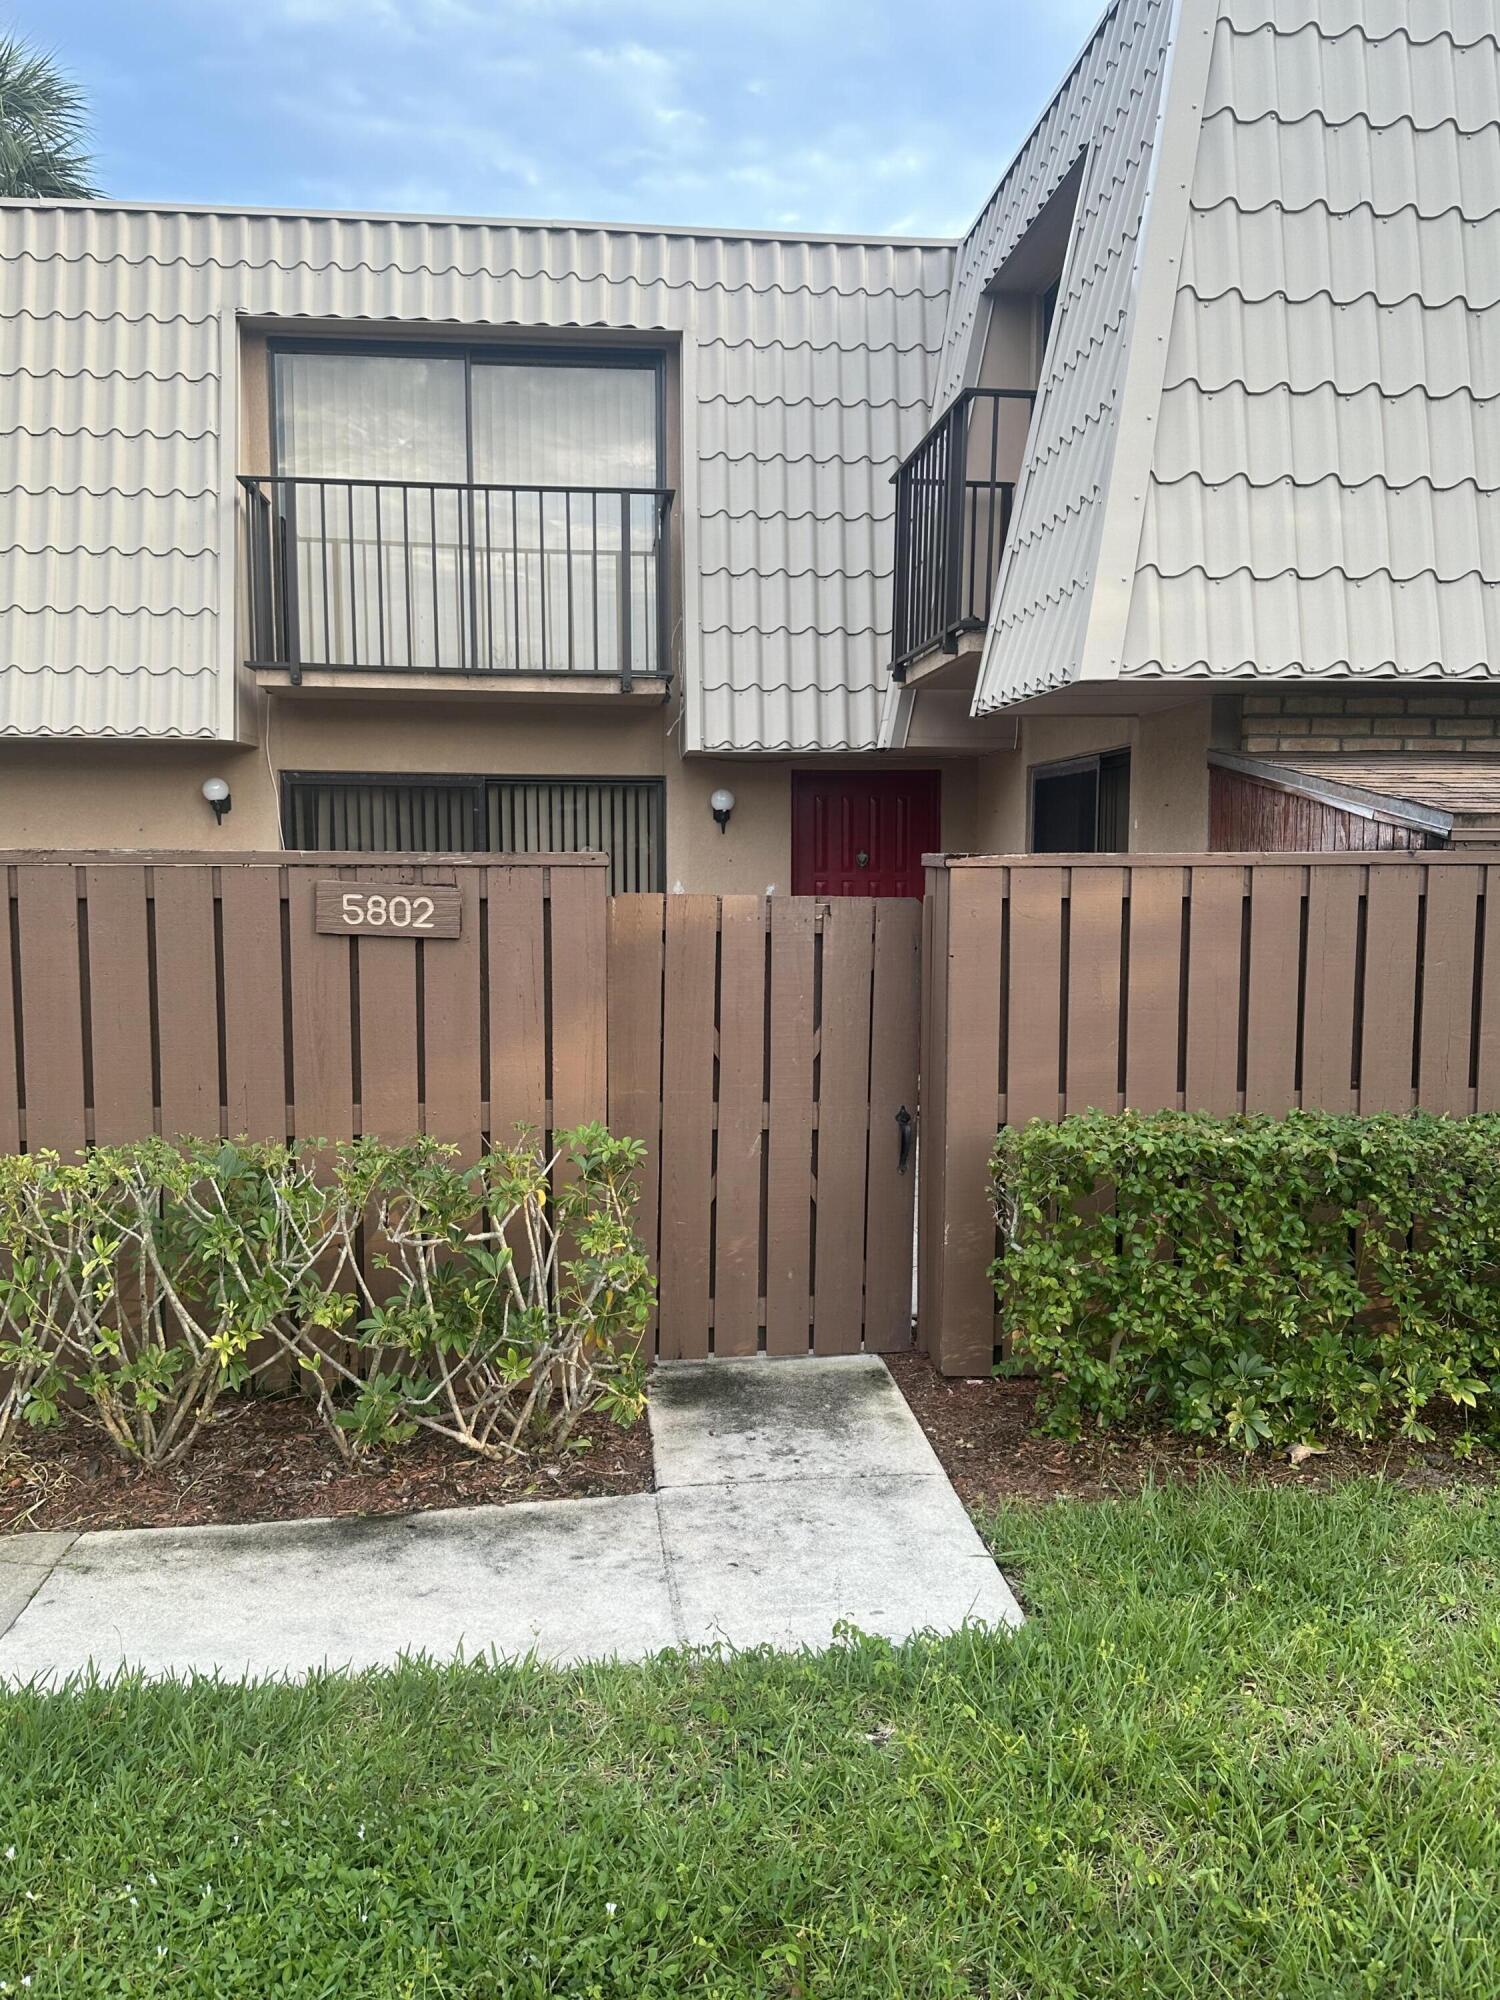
[0,34,100,200]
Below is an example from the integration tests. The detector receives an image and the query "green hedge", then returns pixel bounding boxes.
[991,1111,1500,1451]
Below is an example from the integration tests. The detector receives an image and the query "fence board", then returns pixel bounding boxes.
[151,864,220,1141]
[220,865,287,1141]
[608,893,665,1352]
[1065,866,1122,1114]
[1243,865,1303,1113]
[1418,863,1481,1115]
[1479,864,1500,1111]
[487,865,546,1140]
[285,865,355,1146]
[1123,865,1182,1109]
[1006,868,1063,1126]
[15,863,86,1156]
[1300,865,1360,1112]
[354,867,420,1142]
[765,898,816,1355]
[1185,864,1244,1115]
[1360,864,1421,1113]
[713,895,766,1358]
[657,896,716,1360]
[813,900,874,1355]
[864,898,921,1353]
[0,877,17,1155]
[420,865,483,1161]
[935,867,1006,1375]
[84,864,154,1146]
[550,864,608,1134]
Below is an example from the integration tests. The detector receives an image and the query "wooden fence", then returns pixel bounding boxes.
[0,857,921,1361]
[608,894,920,1359]
[0,852,607,1162]
[920,851,1500,1374]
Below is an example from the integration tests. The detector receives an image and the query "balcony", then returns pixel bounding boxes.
[241,475,674,691]
[890,388,1034,681]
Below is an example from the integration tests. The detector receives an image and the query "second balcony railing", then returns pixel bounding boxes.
[241,476,674,688]
[890,387,1034,679]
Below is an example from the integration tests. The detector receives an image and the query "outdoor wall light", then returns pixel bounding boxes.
[710,786,735,834]
[201,776,232,825]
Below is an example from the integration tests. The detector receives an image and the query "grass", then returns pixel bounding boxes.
[3,1480,1499,1998]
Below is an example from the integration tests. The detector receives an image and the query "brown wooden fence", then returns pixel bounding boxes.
[920,851,1500,1374]
[0,857,921,1361]
[608,894,921,1358]
[0,852,608,1162]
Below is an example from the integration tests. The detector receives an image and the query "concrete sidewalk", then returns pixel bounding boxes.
[0,1355,1021,1685]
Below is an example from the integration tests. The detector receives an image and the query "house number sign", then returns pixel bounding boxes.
[314,882,462,939]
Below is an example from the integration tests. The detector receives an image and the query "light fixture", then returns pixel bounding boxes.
[201,776,232,825]
[709,786,735,834]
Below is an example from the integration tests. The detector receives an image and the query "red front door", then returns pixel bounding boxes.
[790,771,942,897]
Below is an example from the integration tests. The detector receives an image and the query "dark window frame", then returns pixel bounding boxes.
[1028,747,1131,854]
[279,770,668,891]
[267,337,669,493]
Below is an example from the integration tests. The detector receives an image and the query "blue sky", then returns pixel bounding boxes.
[28,0,1102,237]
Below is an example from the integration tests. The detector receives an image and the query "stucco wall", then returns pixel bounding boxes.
[969,698,1213,853]
[0,695,978,893]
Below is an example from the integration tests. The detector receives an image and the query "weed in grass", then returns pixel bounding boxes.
[1,1480,1497,1997]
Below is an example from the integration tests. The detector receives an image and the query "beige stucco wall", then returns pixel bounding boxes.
[969,697,1214,854]
[0,691,979,892]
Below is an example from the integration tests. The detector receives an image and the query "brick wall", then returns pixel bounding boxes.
[1240,690,1500,757]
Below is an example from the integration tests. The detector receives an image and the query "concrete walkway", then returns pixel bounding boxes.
[0,1355,1021,1685]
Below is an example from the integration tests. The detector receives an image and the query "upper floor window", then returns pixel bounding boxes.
[272,344,662,488]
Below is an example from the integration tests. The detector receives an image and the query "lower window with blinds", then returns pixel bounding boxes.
[281,773,665,893]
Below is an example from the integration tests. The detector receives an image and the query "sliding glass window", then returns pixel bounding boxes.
[269,346,664,677]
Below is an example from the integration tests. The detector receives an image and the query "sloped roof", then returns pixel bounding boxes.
[947,0,1500,716]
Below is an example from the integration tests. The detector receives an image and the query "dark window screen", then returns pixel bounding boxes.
[1030,750,1130,854]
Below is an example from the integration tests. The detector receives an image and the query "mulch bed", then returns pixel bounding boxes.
[0,1396,653,1536]
[885,1351,1500,1509]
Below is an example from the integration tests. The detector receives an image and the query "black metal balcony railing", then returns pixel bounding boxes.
[890,387,1035,679]
[241,475,674,688]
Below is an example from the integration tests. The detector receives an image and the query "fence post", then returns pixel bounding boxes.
[919,857,1005,1376]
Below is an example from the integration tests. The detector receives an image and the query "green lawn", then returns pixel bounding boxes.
[4,1481,1499,1998]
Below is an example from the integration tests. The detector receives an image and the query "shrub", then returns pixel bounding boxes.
[991,1110,1500,1450]
[0,1124,651,1467]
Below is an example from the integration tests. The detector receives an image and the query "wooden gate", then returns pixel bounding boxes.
[608,894,921,1358]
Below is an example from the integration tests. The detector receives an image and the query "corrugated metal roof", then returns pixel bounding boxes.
[964,0,1181,714]
[0,202,952,747]
[1124,3,1500,687]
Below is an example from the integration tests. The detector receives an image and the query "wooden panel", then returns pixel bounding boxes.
[1359,863,1421,1113]
[1300,866,1361,1112]
[420,865,482,1161]
[916,872,950,1354]
[219,866,287,1141]
[285,865,355,1146]
[0,876,18,1154]
[934,867,1005,1375]
[608,894,665,1354]
[657,896,716,1361]
[1064,866,1122,1114]
[354,867,419,1141]
[549,865,608,1134]
[14,864,85,1156]
[151,864,220,1141]
[812,900,874,1356]
[713,895,766,1358]
[1123,866,1183,1109]
[864,898,921,1354]
[84,865,155,1144]
[1417,863,1481,1115]
[1478,864,1500,1112]
[487,865,546,1142]
[1006,867,1064,1127]
[1185,864,1244,1115]
[1243,865,1303,1114]
[765,898,816,1356]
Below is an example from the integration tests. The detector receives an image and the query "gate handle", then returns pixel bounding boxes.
[896,1105,913,1175]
